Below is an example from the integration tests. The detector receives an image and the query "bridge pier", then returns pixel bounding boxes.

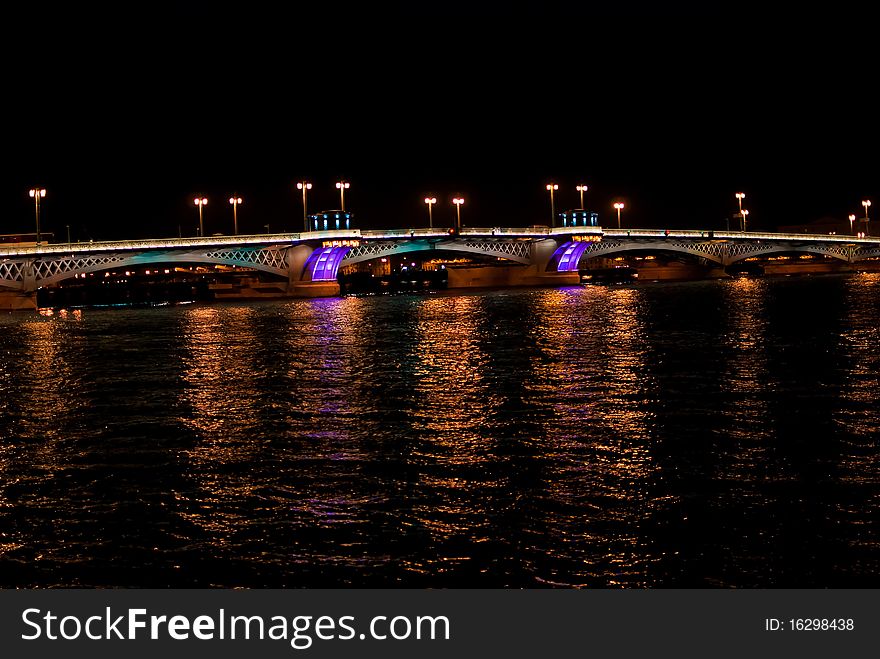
[0,290,37,311]
[285,244,341,298]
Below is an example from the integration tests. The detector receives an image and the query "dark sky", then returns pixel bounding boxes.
[2,3,876,240]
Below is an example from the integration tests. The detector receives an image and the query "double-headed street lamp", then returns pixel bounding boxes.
[735,192,746,231]
[336,181,350,211]
[452,197,464,230]
[228,195,243,235]
[28,188,46,244]
[613,202,625,229]
[863,199,872,236]
[194,196,208,237]
[741,209,750,232]
[849,214,856,234]
[545,184,558,227]
[296,181,312,231]
[576,184,589,209]
[424,197,436,228]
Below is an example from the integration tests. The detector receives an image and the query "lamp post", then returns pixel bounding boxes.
[336,181,350,211]
[613,202,625,229]
[424,197,436,228]
[741,209,750,232]
[453,197,464,231]
[194,196,208,237]
[849,214,856,235]
[545,184,559,227]
[862,200,871,235]
[228,195,243,235]
[735,192,746,231]
[296,181,312,232]
[576,184,588,209]
[28,188,46,244]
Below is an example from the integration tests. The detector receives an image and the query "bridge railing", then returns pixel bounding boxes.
[602,229,879,244]
[2,227,877,259]
[0,230,364,257]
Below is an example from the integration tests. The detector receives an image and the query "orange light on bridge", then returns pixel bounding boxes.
[613,202,625,229]
[28,187,47,245]
[296,181,312,231]
[336,181,351,211]
[228,196,243,235]
[545,184,559,227]
[452,197,464,231]
[193,196,208,237]
[424,197,437,228]
[576,184,589,209]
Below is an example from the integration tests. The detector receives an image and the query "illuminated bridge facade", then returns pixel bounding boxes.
[2,226,879,306]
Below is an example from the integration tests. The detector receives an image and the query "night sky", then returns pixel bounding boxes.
[3,3,876,241]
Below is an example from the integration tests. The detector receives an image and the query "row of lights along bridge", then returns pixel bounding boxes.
[23,186,874,244]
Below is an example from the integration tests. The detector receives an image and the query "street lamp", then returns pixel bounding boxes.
[28,188,46,244]
[613,202,625,229]
[849,214,856,235]
[545,184,559,227]
[336,181,350,211]
[735,192,746,230]
[424,197,436,228]
[194,196,208,237]
[741,209,750,232]
[296,181,312,232]
[453,197,464,230]
[228,195,243,235]
[862,199,871,220]
[576,184,589,209]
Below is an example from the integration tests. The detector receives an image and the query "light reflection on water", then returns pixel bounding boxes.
[1,275,879,587]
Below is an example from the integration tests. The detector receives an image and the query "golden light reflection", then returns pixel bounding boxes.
[718,277,772,477]
[836,273,880,457]
[404,294,502,558]
[178,305,271,536]
[528,286,662,586]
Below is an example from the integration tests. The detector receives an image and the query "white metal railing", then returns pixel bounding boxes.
[602,229,879,244]
[2,226,876,259]
[0,230,362,257]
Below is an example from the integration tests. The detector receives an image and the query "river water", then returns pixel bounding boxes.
[1,274,878,587]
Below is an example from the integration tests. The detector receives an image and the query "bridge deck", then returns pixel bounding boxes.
[2,226,877,258]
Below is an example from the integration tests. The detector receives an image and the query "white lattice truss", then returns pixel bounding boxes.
[340,238,533,266]
[0,261,25,290]
[575,239,873,266]
[1,247,291,291]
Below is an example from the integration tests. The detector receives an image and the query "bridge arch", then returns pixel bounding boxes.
[724,243,854,264]
[549,240,726,270]
[16,247,291,290]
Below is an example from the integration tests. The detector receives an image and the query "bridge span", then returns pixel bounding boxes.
[2,226,879,309]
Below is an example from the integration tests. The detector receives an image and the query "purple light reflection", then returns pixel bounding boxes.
[551,241,590,271]
[305,246,351,281]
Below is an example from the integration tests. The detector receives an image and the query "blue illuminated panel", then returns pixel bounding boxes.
[552,241,591,271]
[305,246,351,281]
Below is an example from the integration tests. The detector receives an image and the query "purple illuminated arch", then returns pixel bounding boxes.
[304,246,351,281]
[551,241,591,271]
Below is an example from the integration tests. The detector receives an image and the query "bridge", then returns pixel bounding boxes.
[2,225,879,309]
